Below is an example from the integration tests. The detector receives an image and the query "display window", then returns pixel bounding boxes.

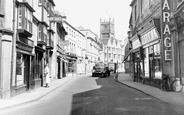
[143,43,162,80]
[154,44,162,79]
[144,47,149,78]
[16,53,25,86]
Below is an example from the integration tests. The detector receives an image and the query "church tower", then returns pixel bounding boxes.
[100,17,115,40]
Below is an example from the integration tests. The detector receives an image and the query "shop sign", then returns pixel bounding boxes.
[132,39,141,49]
[162,0,172,61]
[49,16,62,22]
[141,28,159,45]
[60,40,69,46]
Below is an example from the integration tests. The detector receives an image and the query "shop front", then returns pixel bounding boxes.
[130,18,162,87]
[57,52,67,79]
[11,34,34,97]
[66,52,77,77]
[130,34,142,82]
[77,56,85,74]
[139,22,161,86]
[33,46,45,89]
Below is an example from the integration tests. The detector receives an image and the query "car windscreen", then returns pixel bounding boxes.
[95,63,104,69]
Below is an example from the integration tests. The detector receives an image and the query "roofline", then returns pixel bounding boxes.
[80,29,97,37]
[63,20,85,37]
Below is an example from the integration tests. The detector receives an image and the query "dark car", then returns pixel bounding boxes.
[92,63,110,77]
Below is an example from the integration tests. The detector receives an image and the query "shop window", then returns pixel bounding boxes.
[16,53,25,86]
[68,61,74,73]
[154,44,162,79]
[144,48,149,78]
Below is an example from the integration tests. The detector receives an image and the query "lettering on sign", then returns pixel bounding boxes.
[141,28,159,45]
[49,16,62,22]
[162,0,172,61]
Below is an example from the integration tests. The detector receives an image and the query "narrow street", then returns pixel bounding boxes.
[0,74,181,115]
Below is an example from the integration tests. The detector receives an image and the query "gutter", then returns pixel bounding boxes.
[10,0,16,91]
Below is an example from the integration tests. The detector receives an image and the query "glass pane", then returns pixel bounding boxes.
[144,48,149,78]
[16,54,24,86]
[154,43,162,79]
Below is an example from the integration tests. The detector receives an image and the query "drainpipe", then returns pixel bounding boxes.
[10,0,16,91]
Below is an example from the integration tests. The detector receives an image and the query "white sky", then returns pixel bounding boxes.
[54,0,132,43]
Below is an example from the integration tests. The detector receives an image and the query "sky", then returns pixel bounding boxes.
[54,0,132,43]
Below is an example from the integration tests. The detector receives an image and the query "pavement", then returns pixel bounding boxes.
[116,72,184,114]
[0,72,184,114]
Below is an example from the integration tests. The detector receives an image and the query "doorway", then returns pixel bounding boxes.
[57,58,61,79]
[149,53,155,84]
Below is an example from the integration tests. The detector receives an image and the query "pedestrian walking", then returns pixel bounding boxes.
[114,70,118,82]
[114,62,118,82]
[45,62,50,87]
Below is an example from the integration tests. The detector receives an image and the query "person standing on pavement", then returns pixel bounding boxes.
[45,62,50,87]
[114,62,118,82]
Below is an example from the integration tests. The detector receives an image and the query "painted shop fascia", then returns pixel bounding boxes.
[130,18,160,53]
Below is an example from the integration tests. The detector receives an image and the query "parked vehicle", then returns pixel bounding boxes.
[92,63,110,77]
[108,63,115,72]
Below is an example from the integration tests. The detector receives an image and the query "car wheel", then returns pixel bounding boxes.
[92,73,94,77]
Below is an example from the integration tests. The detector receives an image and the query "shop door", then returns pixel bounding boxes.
[24,55,30,90]
[57,59,61,79]
[149,54,155,83]
[134,59,138,82]
[62,61,66,77]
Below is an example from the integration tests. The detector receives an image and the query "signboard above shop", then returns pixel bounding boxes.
[132,39,141,50]
[49,10,67,22]
[141,28,160,45]
[49,16,62,22]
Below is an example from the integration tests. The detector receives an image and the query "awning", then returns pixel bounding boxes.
[122,50,132,63]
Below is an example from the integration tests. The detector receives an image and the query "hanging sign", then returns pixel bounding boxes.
[162,0,172,61]
[49,16,62,22]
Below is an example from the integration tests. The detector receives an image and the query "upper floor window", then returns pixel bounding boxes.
[43,26,47,42]
[18,5,33,33]
[38,25,42,41]
[25,8,32,33]
[18,6,22,28]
